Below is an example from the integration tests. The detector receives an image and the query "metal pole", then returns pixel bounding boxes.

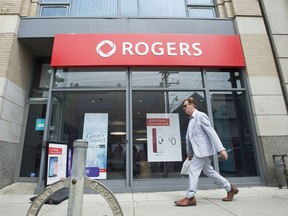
[67,139,88,216]
[37,69,55,192]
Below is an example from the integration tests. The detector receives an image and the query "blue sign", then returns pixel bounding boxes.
[35,119,45,131]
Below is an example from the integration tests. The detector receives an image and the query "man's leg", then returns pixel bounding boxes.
[187,156,206,198]
[202,158,239,201]
[202,158,230,190]
[174,156,205,206]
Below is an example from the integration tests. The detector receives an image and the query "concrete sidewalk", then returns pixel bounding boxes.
[0,183,287,216]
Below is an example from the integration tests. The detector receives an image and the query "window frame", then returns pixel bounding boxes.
[186,0,214,6]
[38,0,218,18]
[41,0,70,3]
[39,0,70,16]
[40,5,69,16]
[186,0,217,18]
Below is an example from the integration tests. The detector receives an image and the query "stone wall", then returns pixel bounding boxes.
[217,0,288,186]
[0,0,34,189]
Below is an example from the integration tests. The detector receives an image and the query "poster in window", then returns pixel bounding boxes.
[83,113,108,179]
[46,143,67,185]
[147,113,182,162]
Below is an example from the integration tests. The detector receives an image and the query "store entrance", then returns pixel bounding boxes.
[19,67,260,190]
[20,104,47,178]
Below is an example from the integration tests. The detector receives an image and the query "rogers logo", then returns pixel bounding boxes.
[96,40,202,58]
[96,40,116,58]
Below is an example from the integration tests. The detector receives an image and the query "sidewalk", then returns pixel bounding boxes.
[0,183,287,216]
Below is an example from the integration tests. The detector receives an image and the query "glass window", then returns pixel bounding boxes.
[187,0,214,5]
[38,0,219,17]
[53,68,126,88]
[20,104,47,177]
[30,63,52,98]
[210,91,257,176]
[24,65,259,183]
[132,91,206,179]
[139,0,186,17]
[132,69,203,89]
[71,0,118,16]
[119,0,138,16]
[206,71,242,89]
[40,6,68,16]
[39,0,220,17]
[187,0,216,18]
[42,0,69,3]
[50,91,127,180]
[188,7,215,18]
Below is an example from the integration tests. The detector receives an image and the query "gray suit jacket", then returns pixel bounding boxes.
[186,110,225,158]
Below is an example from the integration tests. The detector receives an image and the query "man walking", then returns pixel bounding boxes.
[175,97,239,207]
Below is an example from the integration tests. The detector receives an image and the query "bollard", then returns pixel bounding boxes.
[67,139,88,216]
[27,138,123,216]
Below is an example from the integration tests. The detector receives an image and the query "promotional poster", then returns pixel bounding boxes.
[83,113,108,179]
[46,143,67,185]
[146,113,182,162]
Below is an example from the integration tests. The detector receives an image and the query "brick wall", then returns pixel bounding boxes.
[0,0,38,16]
[0,0,34,189]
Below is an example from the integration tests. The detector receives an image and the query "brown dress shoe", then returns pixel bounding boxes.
[174,197,197,206]
[222,184,239,201]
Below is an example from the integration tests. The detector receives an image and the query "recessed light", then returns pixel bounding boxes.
[135,138,147,141]
[110,132,126,135]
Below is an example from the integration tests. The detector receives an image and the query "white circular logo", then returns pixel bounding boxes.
[96,40,116,58]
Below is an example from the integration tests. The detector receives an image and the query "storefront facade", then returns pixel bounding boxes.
[0,0,287,191]
[18,18,262,192]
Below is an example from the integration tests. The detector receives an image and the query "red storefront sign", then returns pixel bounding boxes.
[51,34,246,67]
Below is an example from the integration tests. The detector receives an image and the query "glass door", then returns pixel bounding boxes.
[20,104,47,178]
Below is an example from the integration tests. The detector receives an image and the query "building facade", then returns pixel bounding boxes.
[0,0,287,192]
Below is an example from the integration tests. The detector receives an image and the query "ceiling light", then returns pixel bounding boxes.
[112,121,125,126]
[135,138,147,141]
[110,132,126,135]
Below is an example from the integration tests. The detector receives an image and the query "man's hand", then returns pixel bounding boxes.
[220,150,228,160]
[188,155,193,160]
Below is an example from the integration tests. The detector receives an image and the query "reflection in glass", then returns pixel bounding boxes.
[30,63,52,98]
[53,68,126,88]
[132,69,203,88]
[71,0,117,16]
[207,71,241,89]
[20,104,47,177]
[187,0,214,5]
[119,0,138,16]
[41,7,67,16]
[188,8,215,18]
[132,91,206,179]
[139,0,186,17]
[211,91,257,176]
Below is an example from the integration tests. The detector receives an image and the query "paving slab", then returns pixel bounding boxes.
[0,183,287,216]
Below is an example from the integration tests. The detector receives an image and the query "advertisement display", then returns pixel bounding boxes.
[46,143,67,185]
[51,34,246,68]
[146,113,182,162]
[83,113,108,179]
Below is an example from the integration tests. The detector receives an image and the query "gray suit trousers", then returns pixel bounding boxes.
[186,156,231,198]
